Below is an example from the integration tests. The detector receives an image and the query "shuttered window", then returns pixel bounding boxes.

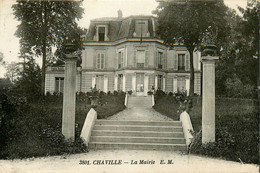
[158,52,163,69]
[55,77,64,93]
[97,53,105,69]
[178,54,185,70]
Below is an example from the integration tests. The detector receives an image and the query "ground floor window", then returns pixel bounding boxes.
[177,77,186,92]
[136,73,144,92]
[158,75,163,90]
[55,77,64,93]
[96,75,104,91]
[118,74,123,91]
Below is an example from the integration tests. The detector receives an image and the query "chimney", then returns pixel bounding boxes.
[118,9,123,19]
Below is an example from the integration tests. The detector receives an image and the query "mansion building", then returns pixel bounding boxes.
[45,13,201,96]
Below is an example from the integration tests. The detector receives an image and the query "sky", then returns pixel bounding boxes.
[0,0,248,77]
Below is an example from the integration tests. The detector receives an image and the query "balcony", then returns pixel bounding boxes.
[136,63,144,68]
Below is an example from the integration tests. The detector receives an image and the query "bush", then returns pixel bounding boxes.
[0,89,126,159]
[154,94,259,164]
[190,111,258,164]
[127,90,133,95]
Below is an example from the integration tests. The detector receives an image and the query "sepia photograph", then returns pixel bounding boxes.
[0,0,259,172]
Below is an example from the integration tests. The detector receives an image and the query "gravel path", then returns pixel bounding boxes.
[106,107,174,121]
[107,96,174,121]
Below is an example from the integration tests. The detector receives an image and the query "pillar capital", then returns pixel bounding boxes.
[65,53,78,61]
[201,56,219,64]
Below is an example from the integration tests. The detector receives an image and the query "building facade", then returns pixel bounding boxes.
[45,14,201,96]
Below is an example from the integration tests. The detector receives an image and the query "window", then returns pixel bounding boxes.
[97,53,105,69]
[118,74,123,91]
[158,75,163,90]
[135,20,148,37]
[177,77,186,92]
[158,52,163,69]
[118,51,124,69]
[98,27,105,41]
[96,75,104,91]
[178,54,185,70]
[55,77,64,93]
[136,50,145,68]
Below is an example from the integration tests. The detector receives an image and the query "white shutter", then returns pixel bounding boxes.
[163,53,166,69]
[185,53,190,71]
[174,53,178,70]
[101,54,105,69]
[145,50,148,67]
[97,54,100,69]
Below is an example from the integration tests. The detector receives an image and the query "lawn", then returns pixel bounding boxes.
[0,90,126,159]
[154,94,259,164]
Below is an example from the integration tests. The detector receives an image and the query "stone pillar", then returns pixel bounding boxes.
[122,74,126,92]
[201,55,218,143]
[132,74,136,94]
[155,75,158,90]
[162,76,166,91]
[62,54,77,141]
[173,78,177,93]
[114,75,118,91]
[185,77,190,96]
[104,76,108,93]
[144,74,149,96]
[92,76,96,89]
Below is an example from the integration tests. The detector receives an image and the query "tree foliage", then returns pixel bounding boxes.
[216,0,259,98]
[4,62,22,83]
[154,1,229,95]
[12,1,84,95]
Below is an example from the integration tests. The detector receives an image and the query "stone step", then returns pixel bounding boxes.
[95,120,182,126]
[88,142,187,151]
[91,130,184,138]
[93,125,183,132]
[90,136,186,144]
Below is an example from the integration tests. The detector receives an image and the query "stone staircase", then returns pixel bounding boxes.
[88,120,187,151]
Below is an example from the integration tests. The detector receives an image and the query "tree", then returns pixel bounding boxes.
[4,62,22,83]
[154,1,229,95]
[12,1,84,95]
[215,0,259,98]
[0,52,5,66]
[14,59,42,99]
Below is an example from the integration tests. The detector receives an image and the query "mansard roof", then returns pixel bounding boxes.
[85,15,159,42]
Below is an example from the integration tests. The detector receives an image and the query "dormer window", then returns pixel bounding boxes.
[98,27,105,41]
[94,25,109,41]
[134,20,149,37]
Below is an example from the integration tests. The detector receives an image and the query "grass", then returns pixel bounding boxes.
[0,91,126,159]
[153,95,259,164]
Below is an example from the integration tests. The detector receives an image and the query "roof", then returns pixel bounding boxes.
[85,15,159,42]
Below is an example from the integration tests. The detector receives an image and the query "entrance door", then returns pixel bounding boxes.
[136,73,144,96]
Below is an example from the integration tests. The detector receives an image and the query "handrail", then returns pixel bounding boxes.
[80,108,97,147]
[180,111,194,146]
[124,93,128,107]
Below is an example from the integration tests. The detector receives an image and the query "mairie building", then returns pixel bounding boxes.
[45,13,201,96]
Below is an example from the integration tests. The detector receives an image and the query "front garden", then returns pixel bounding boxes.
[0,89,126,159]
[153,91,259,164]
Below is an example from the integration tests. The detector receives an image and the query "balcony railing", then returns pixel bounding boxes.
[136,63,144,68]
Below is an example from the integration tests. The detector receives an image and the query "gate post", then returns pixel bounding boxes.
[62,53,77,141]
[201,45,219,144]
